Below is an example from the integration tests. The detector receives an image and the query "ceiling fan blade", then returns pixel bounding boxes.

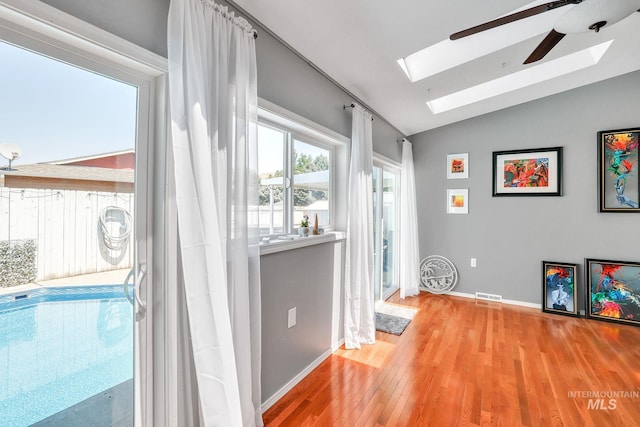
[450,0,579,40]
[523,29,566,64]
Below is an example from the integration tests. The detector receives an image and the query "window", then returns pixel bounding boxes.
[257,106,339,236]
[258,124,286,234]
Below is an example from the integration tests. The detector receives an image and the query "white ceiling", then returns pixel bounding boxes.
[234,0,640,136]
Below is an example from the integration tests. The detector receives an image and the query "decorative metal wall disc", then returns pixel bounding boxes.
[419,255,458,294]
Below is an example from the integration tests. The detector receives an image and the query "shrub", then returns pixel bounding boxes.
[0,239,37,287]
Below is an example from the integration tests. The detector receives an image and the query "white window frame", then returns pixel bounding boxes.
[258,99,347,236]
[0,1,169,426]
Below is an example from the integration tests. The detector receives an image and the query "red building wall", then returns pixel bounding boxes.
[64,152,135,169]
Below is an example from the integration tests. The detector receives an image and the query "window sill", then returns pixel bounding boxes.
[259,231,346,256]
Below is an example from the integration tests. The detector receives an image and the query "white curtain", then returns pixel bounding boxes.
[399,139,421,298]
[344,104,376,350]
[168,0,262,426]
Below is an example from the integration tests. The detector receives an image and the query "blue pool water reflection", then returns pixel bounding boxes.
[0,286,133,426]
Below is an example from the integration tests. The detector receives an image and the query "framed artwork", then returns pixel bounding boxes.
[447,153,469,179]
[586,258,640,327]
[598,128,639,212]
[542,261,579,317]
[446,189,468,214]
[492,147,562,196]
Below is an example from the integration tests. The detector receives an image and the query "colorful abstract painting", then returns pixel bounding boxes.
[451,159,464,173]
[447,153,469,179]
[542,262,578,317]
[446,189,468,214]
[451,194,464,207]
[599,129,639,212]
[492,147,562,196]
[586,259,640,327]
[503,157,549,188]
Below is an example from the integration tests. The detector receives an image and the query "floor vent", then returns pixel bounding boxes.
[475,292,502,303]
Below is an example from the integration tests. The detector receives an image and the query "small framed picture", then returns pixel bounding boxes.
[492,147,562,196]
[586,258,640,327]
[447,153,468,179]
[447,189,468,214]
[542,261,579,317]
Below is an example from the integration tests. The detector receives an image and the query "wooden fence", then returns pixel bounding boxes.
[0,187,134,282]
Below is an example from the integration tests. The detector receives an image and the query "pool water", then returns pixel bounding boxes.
[0,286,133,426]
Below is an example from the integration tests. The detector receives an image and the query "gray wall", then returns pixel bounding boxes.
[410,70,640,306]
[41,0,170,57]
[254,26,403,160]
[260,240,345,402]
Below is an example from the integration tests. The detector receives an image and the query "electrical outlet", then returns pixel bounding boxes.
[471,258,477,268]
[288,307,296,328]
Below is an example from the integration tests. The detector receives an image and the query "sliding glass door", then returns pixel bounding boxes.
[0,11,162,424]
[373,162,400,302]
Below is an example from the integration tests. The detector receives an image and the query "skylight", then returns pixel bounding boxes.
[426,40,614,114]
[397,0,575,82]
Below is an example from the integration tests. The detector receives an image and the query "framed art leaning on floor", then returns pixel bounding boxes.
[586,258,640,327]
[542,261,579,317]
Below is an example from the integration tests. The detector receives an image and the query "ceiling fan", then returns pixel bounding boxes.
[450,0,640,64]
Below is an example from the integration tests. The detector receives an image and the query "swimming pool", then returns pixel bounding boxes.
[0,285,133,426]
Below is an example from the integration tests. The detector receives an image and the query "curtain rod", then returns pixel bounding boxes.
[223,0,404,134]
[343,103,374,121]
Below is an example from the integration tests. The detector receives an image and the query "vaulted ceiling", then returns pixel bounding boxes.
[233,0,640,136]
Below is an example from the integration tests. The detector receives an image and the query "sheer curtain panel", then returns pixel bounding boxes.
[168,0,262,426]
[344,104,376,350]
[399,139,421,298]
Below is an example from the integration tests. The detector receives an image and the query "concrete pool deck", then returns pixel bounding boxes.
[0,268,131,296]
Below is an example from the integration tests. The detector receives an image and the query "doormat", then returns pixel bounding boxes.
[375,304,418,335]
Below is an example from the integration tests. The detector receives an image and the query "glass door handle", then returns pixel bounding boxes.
[134,262,147,321]
[123,268,135,305]
[122,264,147,320]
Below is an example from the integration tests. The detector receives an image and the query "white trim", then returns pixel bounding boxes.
[260,231,346,256]
[373,151,401,169]
[261,347,334,413]
[259,98,349,146]
[0,0,167,75]
[332,338,345,352]
[447,291,542,309]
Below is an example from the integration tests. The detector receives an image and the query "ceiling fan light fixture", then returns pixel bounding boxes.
[426,39,613,114]
[554,0,640,33]
[588,20,607,32]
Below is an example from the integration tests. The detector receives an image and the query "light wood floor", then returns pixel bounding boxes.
[263,292,640,426]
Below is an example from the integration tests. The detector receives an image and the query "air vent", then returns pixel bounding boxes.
[475,292,502,302]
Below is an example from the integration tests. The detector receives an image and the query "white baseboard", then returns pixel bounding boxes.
[448,291,542,309]
[261,343,339,413]
[448,291,478,300]
[502,298,542,309]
